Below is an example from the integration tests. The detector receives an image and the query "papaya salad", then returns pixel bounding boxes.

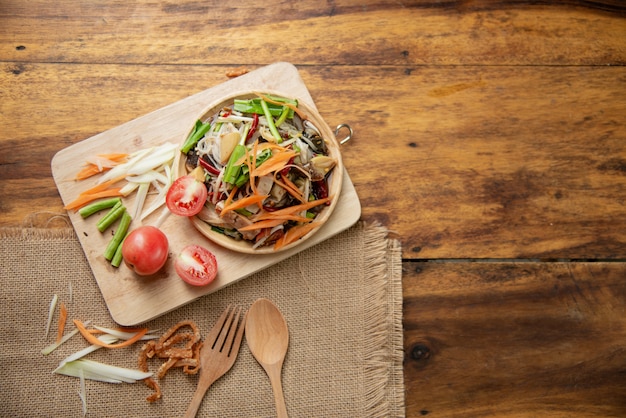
[178,93,339,250]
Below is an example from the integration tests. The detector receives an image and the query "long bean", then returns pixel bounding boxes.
[96,201,125,232]
[78,197,121,218]
[104,210,132,261]
[110,236,126,268]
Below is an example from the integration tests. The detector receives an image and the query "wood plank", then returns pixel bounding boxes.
[1,2,624,65]
[402,261,626,417]
[2,64,625,259]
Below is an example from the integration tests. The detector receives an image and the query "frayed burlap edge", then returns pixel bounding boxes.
[361,222,405,417]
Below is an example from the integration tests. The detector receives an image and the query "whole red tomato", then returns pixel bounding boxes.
[122,226,169,276]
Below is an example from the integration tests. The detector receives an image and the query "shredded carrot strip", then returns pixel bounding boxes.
[75,165,106,180]
[81,175,127,195]
[63,188,124,211]
[253,151,298,177]
[220,194,269,216]
[56,303,68,344]
[242,147,260,200]
[251,140,260,175]
[238,217,311,232]
[255,196,332,220]
[222,186,238,211]
[237,219,285,231]
[254,213,314,222]
[74,154,128,180]
[273,172,306,203]
[64,174,127,211]
[255,141,284,153]
[74,320,148,348]
[274,221,321,250]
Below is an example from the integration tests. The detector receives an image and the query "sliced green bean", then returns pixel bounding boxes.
[96,201,124,232]
[111,236,126,268]
[104,210,131,261]
[78,197,121,218]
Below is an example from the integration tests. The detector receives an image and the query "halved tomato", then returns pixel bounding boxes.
[166,174,208,217]
[174,244,218,286]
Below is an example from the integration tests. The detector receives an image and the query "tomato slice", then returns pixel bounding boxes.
[174,244,218,286]
[166,175,208,216]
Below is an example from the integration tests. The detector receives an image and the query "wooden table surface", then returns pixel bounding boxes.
[2,1,625,416]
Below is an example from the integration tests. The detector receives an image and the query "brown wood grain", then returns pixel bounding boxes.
[403,261,626,416]
[1,2,625,66]
[2,64,625,259]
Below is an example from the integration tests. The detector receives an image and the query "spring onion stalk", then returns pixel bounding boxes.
[223,135,246,185]
[42,320,92,355]
[275,105,290,127]
[78,197,121,218]
[42,327,80,355]
[78,368,87,417]
[139,179,171,221]
[119,181,139,196]
[92,325,160,339]
[126,170,169,185]
[104,211,132,261]
[95,201,124,232]
[59,334,119,365]
[149,206,171,230]
[59,329,159,366]
[54,359,153,384]
[132,183,150,220]
[233,97,296,118]
[97,147,153,184]
[260,99,282,142]
[97,142,176,184]
[45,294,59,337]
[126,143,177,176]
[181,120,211,153]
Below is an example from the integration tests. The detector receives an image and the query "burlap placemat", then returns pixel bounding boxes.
[0,222,403,417]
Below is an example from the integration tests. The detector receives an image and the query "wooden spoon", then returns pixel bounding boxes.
[245,298,289,418]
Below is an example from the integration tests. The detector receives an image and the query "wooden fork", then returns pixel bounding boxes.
[184,305,246,418]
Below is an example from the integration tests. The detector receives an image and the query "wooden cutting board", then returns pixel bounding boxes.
[51,62,361,326]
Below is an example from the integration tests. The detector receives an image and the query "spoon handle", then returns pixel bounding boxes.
[268,366,288,418]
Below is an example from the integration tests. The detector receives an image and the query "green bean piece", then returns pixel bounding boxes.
[96,201,125,232]
[78,197,122,218]
[104,210,131,261]
[110,236,126,268]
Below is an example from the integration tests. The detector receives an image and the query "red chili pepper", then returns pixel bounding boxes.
[313,180,330,204]
[280,157,295,176]
[246,113,259,143]
[198,158,221,176]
